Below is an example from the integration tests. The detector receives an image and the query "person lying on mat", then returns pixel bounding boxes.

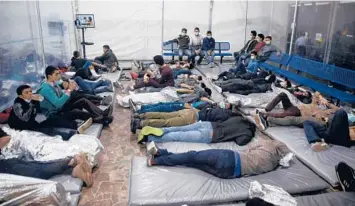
[126,55,174,91]
[39,66,114,126]
[8,85,86,140]
[137,116,255,145]
[145,139,288,179]
[174,74,202,90]
[70,50,105,79]
[254,91,338,130]
[302,109,355,152]
[336,162,355,192]
[130,101,236,133]
[60,79,113,106]
[171,61,194,78]
[62,76,113,95]
[94,45,119,73]
[274,79,313,104]
[0,128,93,187]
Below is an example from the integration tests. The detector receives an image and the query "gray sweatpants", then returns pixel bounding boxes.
[268,116,324,128]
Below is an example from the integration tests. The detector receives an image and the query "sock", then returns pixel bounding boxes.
[90,68,100,77]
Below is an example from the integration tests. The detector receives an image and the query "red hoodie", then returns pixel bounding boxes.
[253,42,266,52]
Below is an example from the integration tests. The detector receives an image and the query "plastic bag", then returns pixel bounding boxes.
[249,181,297,206]
[279,152,295,168]
[0,174,68,206]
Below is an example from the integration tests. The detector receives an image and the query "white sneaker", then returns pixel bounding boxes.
[77,118,93,134]
[147,141,159,156]
[311,142,329,152]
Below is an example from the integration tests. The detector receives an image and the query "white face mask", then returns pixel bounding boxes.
[265,40,271,45]
[207,35,212,39]
[195,32,199,36]
[181,32,186,36]
[250,55,256,60]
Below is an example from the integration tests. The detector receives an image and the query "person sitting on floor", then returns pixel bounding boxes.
[0,128,93,187]
[145,138,287,179]
[130,101,236,133]
[94,45,119,73]
[234,30,258,65]
[8,85,91,140]
[70,76,113,95]
[137,116,255,145]
[303,109,355,152]
[254,91,338,130]
[126,55,174,91]
[70,50,105,79]
[220,51,260,80]
[60,79,113,106]
[39,66,113,126]
[202,30,216,68]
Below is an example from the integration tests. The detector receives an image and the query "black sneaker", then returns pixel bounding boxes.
[103,104,113,117]
[101,96,113,106]
[130,118,141,134]
[336,162,355,192]
[103,116,113,127]
[254,112,268,131]
[129,98,137,113]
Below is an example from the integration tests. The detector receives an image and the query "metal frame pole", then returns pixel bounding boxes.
[208,0,214,31]
[288,0,298,55]
[324,1,338,64]
[35,0,46,68]
[244,0,248,44]
[161,0,164,55]
[269,0,274,36]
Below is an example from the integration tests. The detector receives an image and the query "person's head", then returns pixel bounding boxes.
[73,51,80,59]
[250,30,257,39]
[204,87,212,97]
[45,66,61,82]
[250,51,258,60]
[61,79,70,90]
[281,79,291,88]
[265,36,272,45]
[206,31,212,38]
[218,102,231,109]
[16,85,32,101]
[103,45,110,53]
[194,27,200,36]
[188,74,202,81]
[181,28,187,36]
[153,55,165,67]
[256,34,265,42]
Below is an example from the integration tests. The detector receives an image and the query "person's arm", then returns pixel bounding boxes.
[240,40,249,52]
[91,61,106,68]
[0,128,11,149]
[200,97,215,104]
[179,83,194,90]
[12,102,35,122]
[211,38,215,51]
[40,85,70,109]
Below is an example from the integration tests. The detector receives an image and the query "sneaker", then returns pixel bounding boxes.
[77,118,93,134]
[129,98,137,113]
[254,112,268,131]
[147,141,159,156]
[311,142,329,152]
[209,63,214,68]
[147,155,154,167]
[113,81,124,90]
[103,116,114,127]
[133,113,140,118]
[336,162,355,192]
[138,126,163,143]
[103,105,113,117]
[101,96,113,106]
[130,118,141,134]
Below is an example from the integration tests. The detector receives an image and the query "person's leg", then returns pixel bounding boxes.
[197,51,204,65]
[1,158,72,179]
[210,51,215,63]
[41,115,78,130]
[141,110,197,127]
[152,149,236,178]
[203,50,210,64]
[267,116,320,127]
[303,120,328,144]
[178,49,183,61]
[185,49,192,62]
[139,102,185,113]
[36,127,77,141]
[265,92,295,112]
[69,98,103,118]
[142,110,183,120]
[148,128,212,143]
[190,49,196,64]
[162,121,211,133]
[326,109,350,146]
[74,76,94,94]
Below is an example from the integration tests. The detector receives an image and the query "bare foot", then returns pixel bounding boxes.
[72,163,93,187]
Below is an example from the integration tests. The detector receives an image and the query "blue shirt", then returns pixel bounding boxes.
[247,59,259,73]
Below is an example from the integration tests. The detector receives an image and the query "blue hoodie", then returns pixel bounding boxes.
[202,37,215,51]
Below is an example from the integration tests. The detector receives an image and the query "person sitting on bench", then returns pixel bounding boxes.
[145,138,287,179]
[60,79,113,106]
[166,28,191,62]
[39,66,113,126]
[70,50,105,79]
[254,91,338,130]
[303,109,355,152]
[238,33,265,65]
[0,128,93,187]
[66,76,113,95]
[202,31,216,68]
[94,45,119,72]
[8,85,90,140]
[233,30,258,64]
[190,27,204,65]
[137,116,255,145]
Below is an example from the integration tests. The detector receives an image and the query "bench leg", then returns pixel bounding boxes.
[220,56,223,64]
[172,55,175,61]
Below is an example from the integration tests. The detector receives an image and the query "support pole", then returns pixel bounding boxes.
[244,0,248,44]
[324,2,338,64]
[161,0,165,55]
[288,0,298,55]
[208,0,214,31]
[82,28,86,59]
[36,0,46,68]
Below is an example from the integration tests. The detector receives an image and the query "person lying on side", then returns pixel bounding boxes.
[145,139,288,179]
[0,128,93,187]
[130,101,237,133]
[137,116,256,145]
[254,91,338,130]
[70,50,105,79]
[69,76,113,95]
[303,109,355,152]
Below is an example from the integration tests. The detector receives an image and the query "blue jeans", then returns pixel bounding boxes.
[173,69,192,79]
[154,149,237,179]
[191,48,203,64]
[148,121,213,143]
[203,50,215,64]
[303,109,350,147]
[0,158,72,179]
[74,76,111,94]
[178,49,192,61]
[238,54,250,66]
[138,102,185,114]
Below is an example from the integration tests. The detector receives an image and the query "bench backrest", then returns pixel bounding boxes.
[330,65,355,89]
[215,42,230,51]
[267,52,291,66]
[162,42,178,51]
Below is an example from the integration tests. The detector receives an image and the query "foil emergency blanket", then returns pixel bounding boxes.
[0,174,68,206]
[226,84,302,108]
[0,127,104,166]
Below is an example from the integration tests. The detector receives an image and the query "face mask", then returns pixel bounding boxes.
[181,32,186,36]
[195,32,199,36]
[250,56,255,60]
[219,102,226,109]
[207,35,212,39]
[24,99,31,103]
[265,40,271,45]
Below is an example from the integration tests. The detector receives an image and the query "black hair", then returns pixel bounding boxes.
[204,87,212,97]
[59,79,69,89]
[250,51,258,56]
[197,76,202,81]
[181,28,187,32]
[194,27,200,31]
[103,45,110,50]
[286,80,292,88]
[251,30,257,36]
[16,85,31,95]
[306,91,312,98]
[265,36,272,40]
[246,197,275,206]
[153,55,164,66]
[258,34,265,41]
[73,51,80,59]
[45,66,59,78]
[207,31,212,35]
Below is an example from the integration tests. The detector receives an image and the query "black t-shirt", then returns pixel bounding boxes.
[71,58,87,70]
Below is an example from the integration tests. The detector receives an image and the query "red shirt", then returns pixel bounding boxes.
[253,42,266,52]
